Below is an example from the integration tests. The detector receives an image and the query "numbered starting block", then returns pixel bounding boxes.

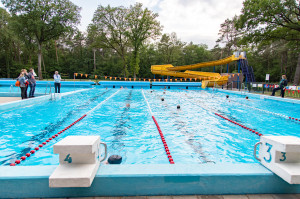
[254,136,300,184]
[49,136,107,187]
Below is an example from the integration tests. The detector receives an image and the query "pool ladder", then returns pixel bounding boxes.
[45,82,56,100]
[9,85,14,92]
[240,83,248,95]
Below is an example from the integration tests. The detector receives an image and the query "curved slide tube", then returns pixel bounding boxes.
[151,55,242,88]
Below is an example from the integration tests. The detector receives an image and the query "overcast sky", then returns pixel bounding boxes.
[1,0,244,49]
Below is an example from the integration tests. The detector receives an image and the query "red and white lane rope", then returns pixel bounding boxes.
[184,89,299,122]
[11,89,121,166]
[214,113,263,137]
[172,91,263,138]
[142,89,175,164]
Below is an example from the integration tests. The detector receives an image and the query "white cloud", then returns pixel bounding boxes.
[138,0,243,49]
[1,0,243,49]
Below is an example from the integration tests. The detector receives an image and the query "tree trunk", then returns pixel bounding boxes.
[93,49,96,72]
[55,40,59,66]
[37,42,43,80]
[42,54,46,76]
[6,53,10,78]
[293,53,300,85]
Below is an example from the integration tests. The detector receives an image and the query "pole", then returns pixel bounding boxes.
[73,73,75,91]
[227,64,229,73]
[238,60,240,89]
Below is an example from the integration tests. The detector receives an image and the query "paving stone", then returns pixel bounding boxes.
[172,196,198,199]
[222,195,249,199]
[247,194,274,199]
[69,198,94,199]
[94,197,121,199]
[199,195,224,199]
[272,194,300,199]
[147,196,173,199]
[122,197,147,199]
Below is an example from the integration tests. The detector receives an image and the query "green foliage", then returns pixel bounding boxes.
[125,3,162,77]
[1,0,81,79]
[235,0,300,84]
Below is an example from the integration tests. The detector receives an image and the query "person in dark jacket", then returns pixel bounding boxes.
[271,75,288,98]
[27,68,36,98]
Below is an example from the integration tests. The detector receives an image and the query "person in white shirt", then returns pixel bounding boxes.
[54,71,61,93]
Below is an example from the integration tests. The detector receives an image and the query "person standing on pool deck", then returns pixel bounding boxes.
[21,69,29,98]
[27,68,36,98]
[271,75,288,98]
[54,71,61,93]
[18,72,28,99]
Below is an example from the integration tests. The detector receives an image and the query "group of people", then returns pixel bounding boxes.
[17,70,62,100]
[17,68,37,99]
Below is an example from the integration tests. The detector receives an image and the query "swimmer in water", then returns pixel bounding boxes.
[126,103,130,108]
[105,155,123,164]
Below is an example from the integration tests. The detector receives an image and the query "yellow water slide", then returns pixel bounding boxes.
[151,55,241,88]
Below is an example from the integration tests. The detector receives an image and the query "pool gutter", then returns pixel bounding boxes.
[213,88,300,104]
[0,88,93,112]
[0,163,299,197]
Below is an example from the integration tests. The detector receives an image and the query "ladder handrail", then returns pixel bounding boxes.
[10,85,14,92]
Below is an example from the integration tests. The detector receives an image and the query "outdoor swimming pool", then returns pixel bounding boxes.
[1,87,300,166]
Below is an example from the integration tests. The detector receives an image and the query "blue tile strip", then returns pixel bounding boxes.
[1,164,300,198]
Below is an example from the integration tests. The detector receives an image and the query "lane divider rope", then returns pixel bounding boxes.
[185,88,299,122]
[10,89,121,166]
[214,113,263,137]
[142,89,174,164]
[174,89,263,137]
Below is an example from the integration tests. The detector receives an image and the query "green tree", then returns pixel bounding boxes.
[0,8,13,77]
[89,5,130,77]
[2,0,81,79]
[158,32,185,65]
[217,16,239,56]
[236,0,300,84]
[125,3,162,77]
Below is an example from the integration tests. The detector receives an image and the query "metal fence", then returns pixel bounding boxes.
[219,82,300,98]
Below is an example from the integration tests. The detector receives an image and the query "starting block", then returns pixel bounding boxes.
[49,136,107,187]
[254,136,300,184]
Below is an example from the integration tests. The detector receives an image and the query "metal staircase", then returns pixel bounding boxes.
[240,57,255,83]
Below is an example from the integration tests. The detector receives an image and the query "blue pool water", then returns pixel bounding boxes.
[0,87,299,166]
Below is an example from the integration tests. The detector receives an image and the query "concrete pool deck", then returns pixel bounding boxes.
[0,97,20,104]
